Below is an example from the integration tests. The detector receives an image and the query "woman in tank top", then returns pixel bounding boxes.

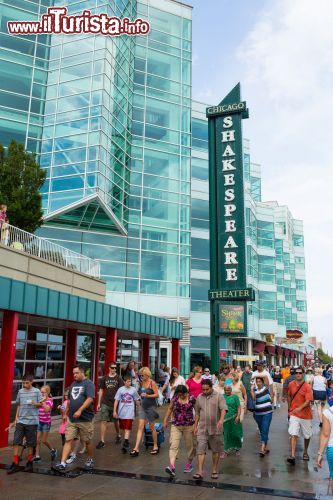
[317,398,333,495]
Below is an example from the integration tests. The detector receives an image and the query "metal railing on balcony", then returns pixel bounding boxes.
[0,223,100,279]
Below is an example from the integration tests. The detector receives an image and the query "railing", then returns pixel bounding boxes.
[0,223,100,278]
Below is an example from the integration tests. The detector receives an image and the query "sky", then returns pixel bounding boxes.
[188,0,333,353]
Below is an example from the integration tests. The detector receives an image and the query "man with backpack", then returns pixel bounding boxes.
[287,366,313,465]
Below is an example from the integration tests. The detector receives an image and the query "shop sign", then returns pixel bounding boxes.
[209,287,255,301]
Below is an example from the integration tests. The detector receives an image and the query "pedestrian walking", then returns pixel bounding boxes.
[163,385,196,477]
[251,361,273,391]
[130,367,159,457]
[186,366,203,399]
[33,385,57,463]
[96,361,123,449]
[57,388,69,446]
[113,374,140,453]
[53,365,95,472]
[305,367,314,386]
[313,367,328,427]
[202,368,212,380]
[272,366,283,408]
[283,367,296,400]
[192,379,227,481]
[221,385,242,458]
[221,364,233,384]
[317,398,333,495]
[281,364,291,381]
[163,367,185,400]
[231,372,247,422]
[214,375,225,395]
[287,366,313,465]
[7,374,43,474]
[251,376,273,456]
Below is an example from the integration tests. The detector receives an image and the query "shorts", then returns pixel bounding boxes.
[100,403,116,422]
[288,416,312,439]
[196,433,222,455]
[13,423,38,447]
[313,390,326,402]
[119,419,133,430]
[65,421,94,443]
[38,422,51,433]
[138,407,159,423]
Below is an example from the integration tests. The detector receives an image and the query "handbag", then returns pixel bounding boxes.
[247,392,255,412]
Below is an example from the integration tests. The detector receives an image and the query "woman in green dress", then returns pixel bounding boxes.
[221,384,243,458]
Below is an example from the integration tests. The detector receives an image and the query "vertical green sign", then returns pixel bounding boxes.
[207,83,249,371]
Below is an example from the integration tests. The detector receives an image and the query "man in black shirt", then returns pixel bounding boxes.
[96,361,123,448]
[53,365,95,472]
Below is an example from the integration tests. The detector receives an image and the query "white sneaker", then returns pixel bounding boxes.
[65,453,77,464]
[277,404,281,408]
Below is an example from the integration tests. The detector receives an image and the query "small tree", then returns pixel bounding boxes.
[0,140,46,233]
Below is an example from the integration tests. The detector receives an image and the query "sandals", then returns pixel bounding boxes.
[130,450,139,457]
[193,473,203,480]
[150,448,159,455]
[303,453,310,461]
[287,456,296,465]
[211,472,218,480]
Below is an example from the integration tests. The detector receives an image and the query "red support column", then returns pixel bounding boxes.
[142,338,150,367]
[93,333,100,411]
[104,328,117,374]
[0,311,19,448]
[65,328,77,388]
[171,339,180,370]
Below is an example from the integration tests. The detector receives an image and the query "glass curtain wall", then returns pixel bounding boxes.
[0,0,51,151]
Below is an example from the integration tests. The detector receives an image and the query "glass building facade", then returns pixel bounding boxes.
[0,0,192,371]
[0,0,308,373]
[190,101,308,366]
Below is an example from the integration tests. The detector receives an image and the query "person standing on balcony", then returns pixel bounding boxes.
[0,204,9,245]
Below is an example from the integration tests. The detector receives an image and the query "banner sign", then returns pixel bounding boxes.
[218,303,245,334]
[208,84,252,369]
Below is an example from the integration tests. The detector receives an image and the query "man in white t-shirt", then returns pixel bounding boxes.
[251,361,273,392]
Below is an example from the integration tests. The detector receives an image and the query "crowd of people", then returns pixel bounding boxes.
[5,359,333,493]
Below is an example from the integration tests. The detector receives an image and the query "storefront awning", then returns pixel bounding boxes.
[290,351,296,358]
[253,341,266,353]
[284,348,290,357]
[276,347,284,356]
[265,345,276,355]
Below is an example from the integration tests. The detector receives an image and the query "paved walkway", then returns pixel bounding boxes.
[0,404,331,499]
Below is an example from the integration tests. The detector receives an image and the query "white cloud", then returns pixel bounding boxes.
[237,0,333,352]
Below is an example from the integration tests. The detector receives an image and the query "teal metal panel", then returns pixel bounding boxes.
[0,277,11,309]
[78,297,88,323]
[23,284,37,314]
[110,306,117,327]
[36,287,49,316]
[86,300,95,324]
[58,293,69,319]
[48,290,59,318]
[11,280,24,312]
[94,301,103,325]
[0,276,183,339]
[102,303,110,326]
[68,295,79,321]
[129,310,135,331]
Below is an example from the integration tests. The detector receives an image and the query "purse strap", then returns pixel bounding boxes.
[290,381,305,404]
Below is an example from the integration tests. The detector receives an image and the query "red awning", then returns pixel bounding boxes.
[253,341,266,353]
[265,345,276,355]
[276,347,283,356]
[290,351,296,358]
[284,348,290,357]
